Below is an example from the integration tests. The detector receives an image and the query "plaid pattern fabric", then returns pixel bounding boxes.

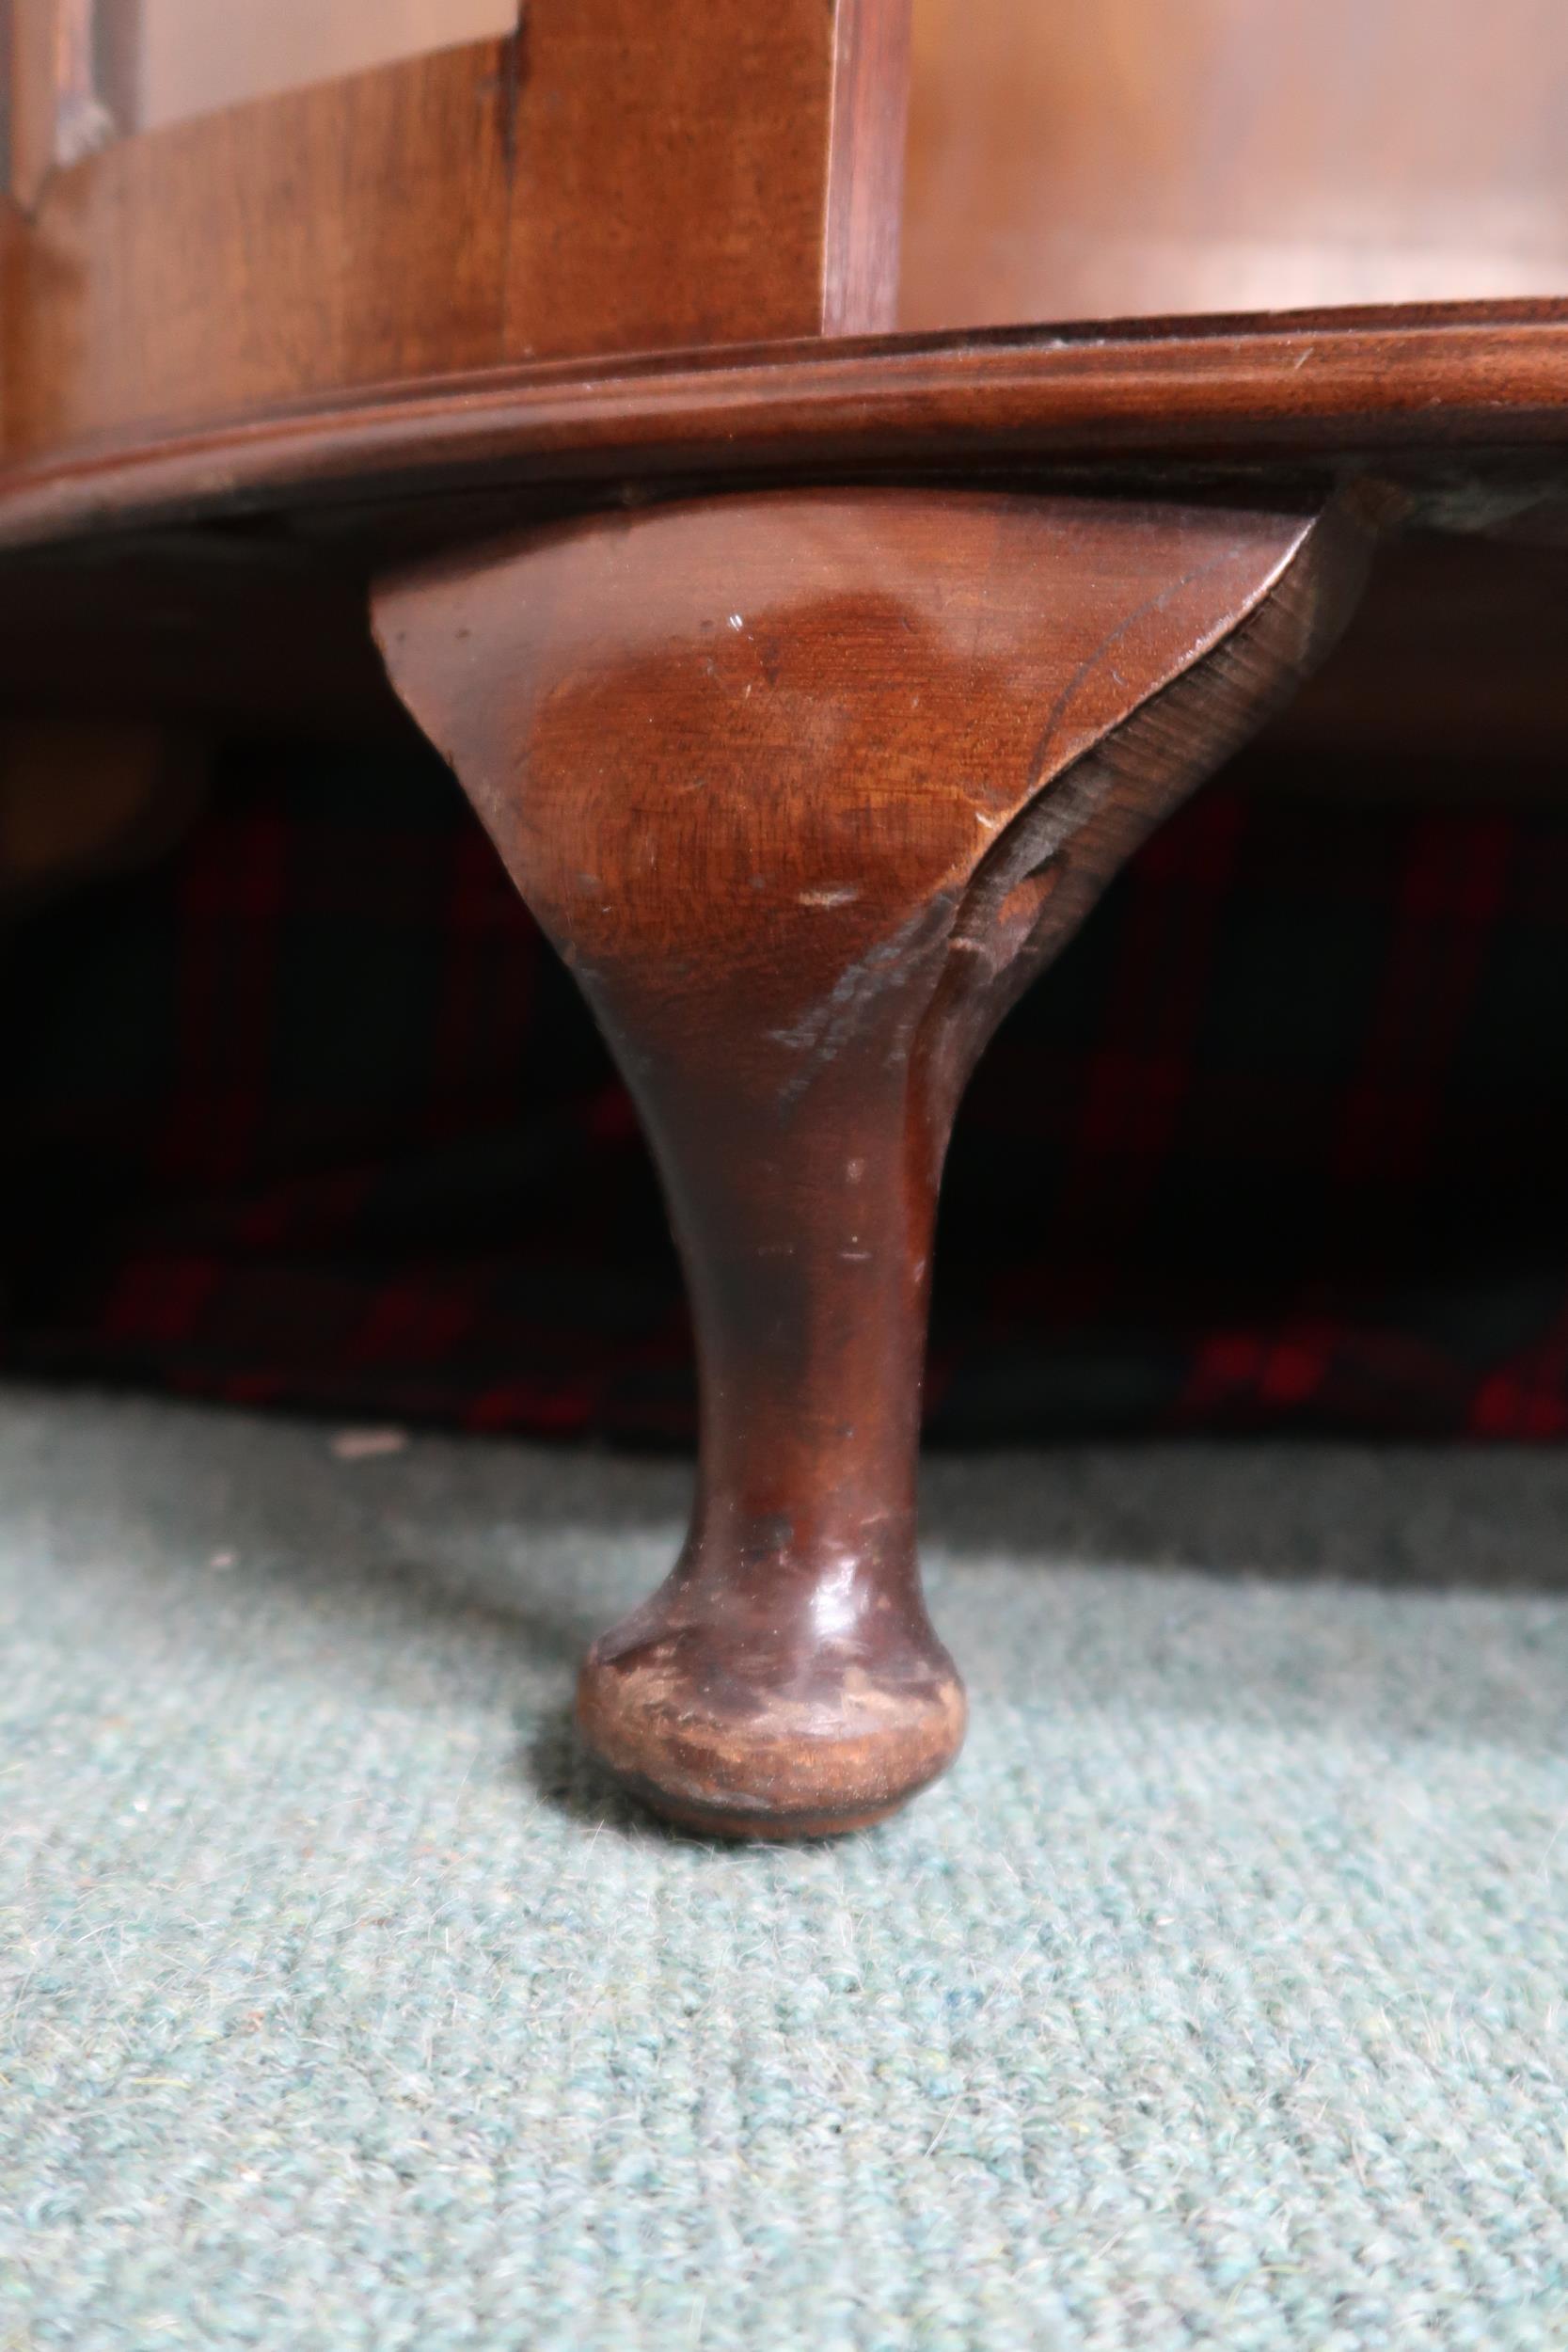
[4,738,1568,1443]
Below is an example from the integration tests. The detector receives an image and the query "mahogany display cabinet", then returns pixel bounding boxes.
[4,0,1568,1834]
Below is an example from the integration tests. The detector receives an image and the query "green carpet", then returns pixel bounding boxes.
[2,1388,1567,2349]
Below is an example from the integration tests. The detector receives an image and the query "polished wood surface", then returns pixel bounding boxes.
[503,0,906,359]
[373,487,1367,1834]
[6,305,1568,557]
[5,0,1568,558]
[0,0,907,464]
[2,40,516,452]
[4,0,1568,563]
[822,0,911,337]
[3,0,1568,1841]
[6,526,1568,787]
[903,0,1568,330]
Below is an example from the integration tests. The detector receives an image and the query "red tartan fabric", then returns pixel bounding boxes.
[4,739,1568,1443]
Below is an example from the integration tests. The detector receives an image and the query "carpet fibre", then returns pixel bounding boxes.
[3,1389,1568,2349]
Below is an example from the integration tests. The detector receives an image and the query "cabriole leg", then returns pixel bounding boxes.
[373,488,1365,1836]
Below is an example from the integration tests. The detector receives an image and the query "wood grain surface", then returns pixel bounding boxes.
[5,305,1568,558]
[372,486,1368,1834]
[0,0,909,461]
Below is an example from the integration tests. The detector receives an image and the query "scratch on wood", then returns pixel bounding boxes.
[766,900,952,1111]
